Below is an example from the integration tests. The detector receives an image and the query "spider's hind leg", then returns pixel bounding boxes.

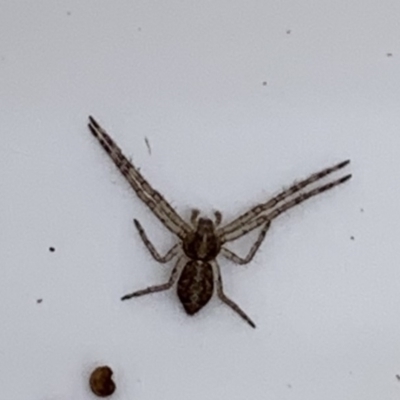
[212,261,256,328]
[121,256,183,300]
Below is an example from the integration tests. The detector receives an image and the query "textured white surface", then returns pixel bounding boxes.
[0,1,399,399]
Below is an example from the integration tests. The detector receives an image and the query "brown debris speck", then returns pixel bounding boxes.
[36,299,43,304]
[49,247,55,252]
[89,366,116,397]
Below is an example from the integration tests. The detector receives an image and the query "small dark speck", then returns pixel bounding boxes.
[67,11,71,16]
[360,208,364,213]
[49,247,55,252]
[138,27,142,31]
[350,236,355,241]
[37,299,43,304]
[262,81,267,86]
[287,384,292,389]
[396,374,400,381]
[286,29,291,34]
[145,137,151,155]
[387,53,393,57]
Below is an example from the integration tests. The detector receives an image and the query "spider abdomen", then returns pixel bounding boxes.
[177,260,214,315]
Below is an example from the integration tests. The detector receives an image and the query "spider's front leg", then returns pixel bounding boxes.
[133,219,180,263]
[221,221,271,265]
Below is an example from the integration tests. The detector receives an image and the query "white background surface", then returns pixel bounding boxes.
[1,1,399,399]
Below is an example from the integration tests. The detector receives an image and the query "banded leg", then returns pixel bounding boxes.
[212,261,256,328]
[88,116,191,238]
[221,221,271,265]
[134,219,180,263]
[223,174,351,243]
[217,159,350,238]
[121,256,184,300]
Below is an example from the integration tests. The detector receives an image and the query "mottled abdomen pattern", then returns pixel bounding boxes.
[177,260,214,315]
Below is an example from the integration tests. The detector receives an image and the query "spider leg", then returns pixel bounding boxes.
[221,221,271,265]
[88,116,191,239]
[223,174,351,243]
[211,260,256,328]
[217,159,350,238]
[133,219,180,263]
[121,256,184,300]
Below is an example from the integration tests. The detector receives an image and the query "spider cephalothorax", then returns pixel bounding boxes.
[88,116,351,328]
[182,217,221,261]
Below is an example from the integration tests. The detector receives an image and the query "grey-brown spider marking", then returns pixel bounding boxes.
[88,116,352,328]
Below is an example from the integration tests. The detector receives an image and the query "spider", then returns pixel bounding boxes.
[88,116,351,328]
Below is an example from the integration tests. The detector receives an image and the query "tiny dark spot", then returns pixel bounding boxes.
[90,366,116,397]
[138,27,142,31]
[360,208,364,213]
[286,29,291,34]
[262,81,267,86]
[49,247,55,252]
[145,137,151,155]
[36,299,43,304]
[396,374,400,381]
[387,53,393,57]
[350,236,354,240]
[287,384,292,388]
[67,11,71,16]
